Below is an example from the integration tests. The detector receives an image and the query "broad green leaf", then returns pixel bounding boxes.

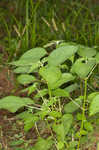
[64,96,83,113]
[28,61,41,73]
[88,92,99,102]
[17,111,39,131]
[9,47,46,68]
[52,123,65,141]
[77,45,96,58]
[48,45,78,66]
[89,95,99,116]
[76,113,86,121]
[39,66,61,88]
[57,141,64,149]
[48,111,62,118]
[96,52,99,63]
[71,58,96,78]
[17,111,33,120]
[24,115,39,131]
[65,83,79,93]
[80,130,88,135]
[20,47,47,62]
[53,114,73,141]
[27,83,37,96]
[10,60,40,71]
[13,66,30,74]
[37,110,49,120]
[69,141,78,149]
[52,73,75,89]
[17,74,36,85]
[35,89,48,98]
[0,96,34,113]
[9,59,35,66]
[52,88,69,97]
[57,42,77,48]
[84,121,93,131]
[61,114,73,135]
[33,137,53,150]
[20,83,37,94]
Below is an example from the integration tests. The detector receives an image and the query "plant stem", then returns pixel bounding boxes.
[77,78,87,150]
[26,0,29,49]
[48,83,54,110]
[35,123,40,137]
[48,84,52,101]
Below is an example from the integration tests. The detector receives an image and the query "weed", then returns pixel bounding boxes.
[0,0,99,149]
[0,42,98,149]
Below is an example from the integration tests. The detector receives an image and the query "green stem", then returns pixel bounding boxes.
[48,83,52,101]
[26,0,29,49]
[48,83,54,110]
[77,78,87,150]
[35,123,40,137]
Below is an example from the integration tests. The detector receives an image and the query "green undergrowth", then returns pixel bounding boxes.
[0,0,99,149]
[0,42,99,150]
[0,0,99,61]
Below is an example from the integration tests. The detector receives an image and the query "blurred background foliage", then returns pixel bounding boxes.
[0,0,99,60]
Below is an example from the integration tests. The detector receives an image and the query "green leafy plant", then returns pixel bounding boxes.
[0,43,98,149]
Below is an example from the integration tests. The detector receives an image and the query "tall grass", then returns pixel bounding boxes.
[0,0,98,60]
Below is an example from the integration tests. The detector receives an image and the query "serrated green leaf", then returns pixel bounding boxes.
[89,95,99,116]
[17,74,36,85]
[64,97,83,113]
[39,66,61,88]
[48,45,78,66]
[71,58,96,78]
[0,96,34,113]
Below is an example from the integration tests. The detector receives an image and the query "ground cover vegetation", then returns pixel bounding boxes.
[0,0,99,150]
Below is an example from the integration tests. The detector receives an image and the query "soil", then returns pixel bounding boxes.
[0,65,49,150]
[0,110,38,150]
